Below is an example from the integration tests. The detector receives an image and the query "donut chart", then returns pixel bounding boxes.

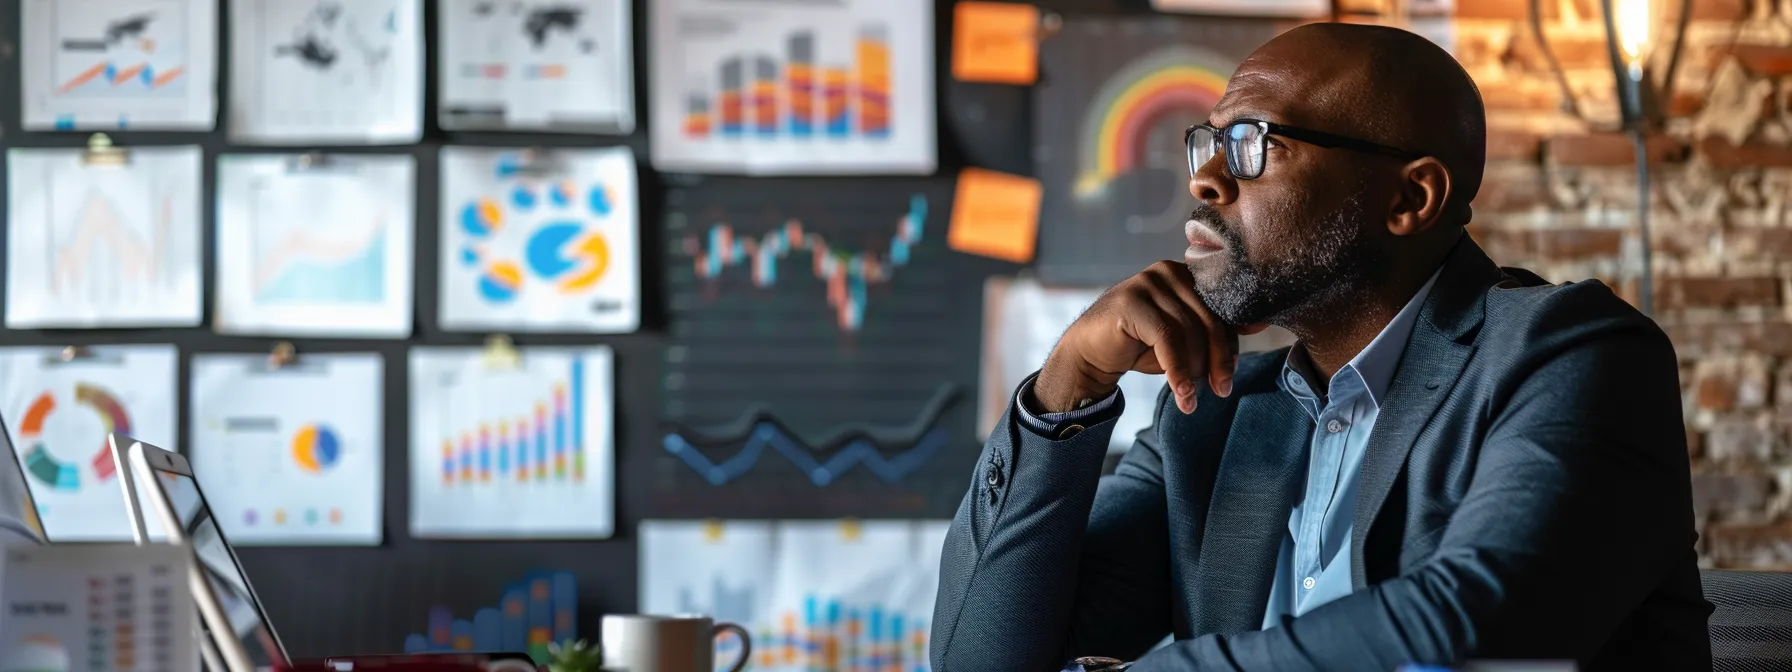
[291,423,342,473]
[16,384,132,490]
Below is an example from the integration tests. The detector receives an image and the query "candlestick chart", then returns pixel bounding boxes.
[658,179,985,518]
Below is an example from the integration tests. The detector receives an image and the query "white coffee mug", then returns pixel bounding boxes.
[600,614,751,672]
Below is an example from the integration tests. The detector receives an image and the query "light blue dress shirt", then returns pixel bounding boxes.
[1261,267,1441,627]
[1014,269,1444,629]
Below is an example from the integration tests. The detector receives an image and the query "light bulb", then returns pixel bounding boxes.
[1614,0,1653,65]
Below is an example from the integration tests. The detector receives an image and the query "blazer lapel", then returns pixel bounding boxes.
[1349,236,1503,588]
[1190,391,1310,635]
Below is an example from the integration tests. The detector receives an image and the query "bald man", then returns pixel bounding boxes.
[930,23,1710,671]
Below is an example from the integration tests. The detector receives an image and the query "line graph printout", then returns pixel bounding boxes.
[437,0,634,132]
[228,0,424,144]
[21,0,218,130]
[5,147,203,328]
[649,0,935,174]
[0,345,178,542]
[189,353,384,546]
[660,179,985,518]
[409,346,614,539]
[640,520,949,672]
[439,146,640,333]
[215,154,416,337]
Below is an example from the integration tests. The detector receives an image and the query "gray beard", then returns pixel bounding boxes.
[1189,194,1378,327]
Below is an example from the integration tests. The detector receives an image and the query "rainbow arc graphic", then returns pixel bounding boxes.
[17,383,131,491]
[402,571,577,665]
[685,25,892,140]
[441,360,586,486]
[1073,47,1231,199]
[459,153,616,304]
[680,194,927,332]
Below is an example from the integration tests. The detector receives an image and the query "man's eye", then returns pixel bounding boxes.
[1265,137,1286,150]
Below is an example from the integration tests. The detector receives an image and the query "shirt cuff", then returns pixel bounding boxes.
[1015,374,1121,436]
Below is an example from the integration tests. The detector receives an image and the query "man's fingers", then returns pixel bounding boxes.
[1117,302,1198,414]
[1150,263,1236,398]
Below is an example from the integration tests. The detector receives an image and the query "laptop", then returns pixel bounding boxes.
[0,411,48,544]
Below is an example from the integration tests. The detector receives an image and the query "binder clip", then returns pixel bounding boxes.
[482,334,521,370]
[701,519,726,543]
[267,341,298,370]
[285,151,343,173]
[81,133,130,167]
[1040,10,1063,40]
[509,147,565,178]
[838,518,863,543]
[46,345,115,365]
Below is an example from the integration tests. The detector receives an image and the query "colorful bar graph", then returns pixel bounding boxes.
[438,359,585,487]
[752,56,779,137]
[720,58,745,137]
[787,32,816,137]
[822,65,851,137]
[856,24,892,138]
[685,92,712,137]
[735,595,924,672]
[403,571,578,666]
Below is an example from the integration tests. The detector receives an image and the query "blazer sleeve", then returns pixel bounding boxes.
[930,376,1177,672]
[1128,321,1702,670]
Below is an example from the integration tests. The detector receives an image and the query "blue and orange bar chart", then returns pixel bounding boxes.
[724,595,927,672]
[402,571,577,664]
[440,360,585,485]
[682,25,891,141]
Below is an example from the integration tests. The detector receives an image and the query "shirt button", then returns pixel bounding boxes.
[1302,577,1316,590]
[1326,419,1344,433]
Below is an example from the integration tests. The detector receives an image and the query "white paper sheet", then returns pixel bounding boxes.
[978,277,1168,453]
[188,352,384,546]
[227,0,425,144]
[0,544,198,672]
[409,346,614,539]
[640,520,949,672]
[214,153,416,337]
[5,146,203,328]
[20,0,218,130]
[1148,0,1329,16]
[0,345,179,542]
[438,146,640,333]
[648,0,936,175]
[436,0,634,132]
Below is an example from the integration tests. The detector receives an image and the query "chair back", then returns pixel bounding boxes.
[1705,569,1792,671]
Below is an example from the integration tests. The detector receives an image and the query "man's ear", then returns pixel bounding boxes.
[1389,157,1451,237]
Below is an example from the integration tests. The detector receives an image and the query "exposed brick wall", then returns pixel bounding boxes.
[1351,0,1792,567]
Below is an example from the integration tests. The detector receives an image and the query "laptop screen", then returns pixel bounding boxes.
[138,465,289,669]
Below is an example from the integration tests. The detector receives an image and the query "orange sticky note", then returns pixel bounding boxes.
[949,168,1042,263]
[952,2,1040,85]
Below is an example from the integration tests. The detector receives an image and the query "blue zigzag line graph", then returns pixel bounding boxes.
[663,385,957,486]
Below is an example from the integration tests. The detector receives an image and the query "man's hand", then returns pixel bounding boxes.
[1035,261,1265,415]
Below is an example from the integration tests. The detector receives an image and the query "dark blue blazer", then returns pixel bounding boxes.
[930,237,1712,671]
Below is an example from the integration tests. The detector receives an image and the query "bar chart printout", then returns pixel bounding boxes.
[650,0,934,174]
[400,571,578,665]
[408,346,614,539]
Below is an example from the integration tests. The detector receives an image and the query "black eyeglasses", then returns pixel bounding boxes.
[1185,119,1426,180]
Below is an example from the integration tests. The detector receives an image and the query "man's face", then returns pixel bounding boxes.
[1181,57,1387,326]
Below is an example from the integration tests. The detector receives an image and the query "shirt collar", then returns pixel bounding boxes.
[1279,264,1445,408]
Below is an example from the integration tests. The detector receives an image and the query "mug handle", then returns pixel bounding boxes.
[713,621,752,672]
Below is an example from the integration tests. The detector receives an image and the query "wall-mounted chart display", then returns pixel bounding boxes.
[0,345,178,542]
[227,0,425,144]
[409,346,615,539]
[436,0,634,133]
[5,146,203,329]
[658,179,984,518]
[19,0,218,130]
[189,352,385,546]
[640,520,948,672]
[649,0,936,175]
[438,146,640,333]
[1032,15,1295,286]
[214,153,416,337]
[0,544,198,672]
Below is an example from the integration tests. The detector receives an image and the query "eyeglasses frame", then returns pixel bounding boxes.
[1184,119,1428,181]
